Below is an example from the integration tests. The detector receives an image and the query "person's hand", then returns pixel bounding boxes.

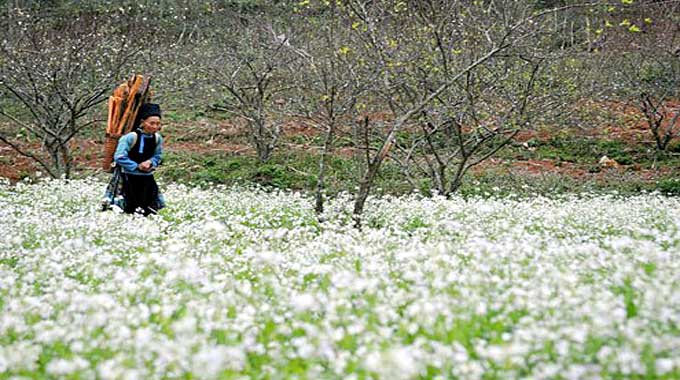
[138,160,153,172]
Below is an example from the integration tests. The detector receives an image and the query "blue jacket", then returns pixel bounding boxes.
[114,130,163,175]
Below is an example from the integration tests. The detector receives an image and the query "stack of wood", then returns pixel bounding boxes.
[102,74,152,172]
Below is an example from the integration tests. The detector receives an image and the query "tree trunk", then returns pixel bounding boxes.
[351,47,504,226]
[256,141,273,162]
[352,140,392,227]
[315,123,335,215]
[45,137,72,179]
[251,118,273,162]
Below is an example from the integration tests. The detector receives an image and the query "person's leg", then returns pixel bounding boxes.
[122,174,143,214]
[101,167,122,211]
[133,175,159,216]
[123,174,160,216]
[148,179,162,214]
[143,176,158,215]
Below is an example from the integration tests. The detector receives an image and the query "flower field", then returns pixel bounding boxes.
[0,178,679,380]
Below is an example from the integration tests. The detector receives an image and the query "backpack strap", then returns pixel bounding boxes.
[129,132,138,148]
[128,131,160,150]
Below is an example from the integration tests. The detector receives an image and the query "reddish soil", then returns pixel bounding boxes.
[0,145,34,180]
[473,156,671,182]
[1,138,667,185]
[573,100,680,144]
[0,102,677,184]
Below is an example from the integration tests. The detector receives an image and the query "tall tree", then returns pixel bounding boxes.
[341,0,601,225]
[597,0,680,156]
[287,4,377,215]
[209,17,299,162]
[0,8,134,178]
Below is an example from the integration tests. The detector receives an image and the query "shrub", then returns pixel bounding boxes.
[656,178,680,196]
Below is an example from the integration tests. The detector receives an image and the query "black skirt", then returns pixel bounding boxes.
[122,173,160,215]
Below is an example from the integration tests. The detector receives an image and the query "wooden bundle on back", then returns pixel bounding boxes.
[102,74,152,172]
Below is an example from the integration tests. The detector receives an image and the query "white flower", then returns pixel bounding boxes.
[655,358,675,375]
[167,239,188,254]
[203,220,226,233]
[46,357,88,376]
[3,179,680,380]
[192,345,246,379]
[171,316,197,335]
[97,358,123,380]
[365,346,420,380]
[134,327,153,348]
[291,293,316,313]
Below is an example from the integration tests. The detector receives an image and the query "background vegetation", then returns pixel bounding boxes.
[1,0,679,215]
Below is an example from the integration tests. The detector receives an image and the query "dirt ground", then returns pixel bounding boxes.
[0,104,676,184]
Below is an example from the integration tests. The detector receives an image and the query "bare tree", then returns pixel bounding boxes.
[395,59,543,196]
[209,18,299,162]
[595,0,680,157]
[342,0,597,225]
[287,5,377,215]
[384,1,543,196]
[0,8,134,178]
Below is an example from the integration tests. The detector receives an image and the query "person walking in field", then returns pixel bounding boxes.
[106,102,165,215]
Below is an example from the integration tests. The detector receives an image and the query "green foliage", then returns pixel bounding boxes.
[402,216,429,232]
[457,169,581,198]
[639,61,675,87]
[665,140,680,154]
[656,178,680,196]
[611,277,638,319]
[158,149,416,195]
[597,140,634,165]
[531,136,636,165]
[456,168,658,199]
[251,163,298,188]
[160,151,333,190]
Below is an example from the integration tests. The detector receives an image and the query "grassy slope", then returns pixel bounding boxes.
[2,104,680,197]
[150,105,680,197]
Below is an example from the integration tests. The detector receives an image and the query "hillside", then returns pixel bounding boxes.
[0,0,679,198]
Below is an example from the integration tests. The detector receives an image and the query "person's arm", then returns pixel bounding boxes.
[114,133,140,172]
[150,134,163,168]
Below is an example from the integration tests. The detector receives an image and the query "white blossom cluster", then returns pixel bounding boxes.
[0,178,679,380]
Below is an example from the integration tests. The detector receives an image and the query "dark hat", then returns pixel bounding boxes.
[137,103,162,120]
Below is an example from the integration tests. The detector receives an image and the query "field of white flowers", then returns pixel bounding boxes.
[0,178,679,380]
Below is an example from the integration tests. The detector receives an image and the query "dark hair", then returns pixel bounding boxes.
[134,103,162,129]
[138,103,162,120]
